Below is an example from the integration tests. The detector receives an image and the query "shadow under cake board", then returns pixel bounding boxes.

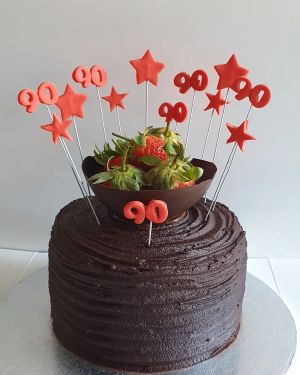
[0,268,296,375]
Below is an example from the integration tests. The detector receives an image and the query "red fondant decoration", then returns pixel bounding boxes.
[174,70,209,94]
[37,82,59,105]
[249,84,271,108]
[55,84,87,120]
[232,77,252,101]
[18,89,39,113]
[158,102,188,123]
[72,66,91,88]
[123,201,145,224]
[91,65,107,87]
[174,72,190,94]
[204,91,229,115]
[190,69,209,91]
[226,120,256,151]
[158,102,173,123]
[102,86,128,112]
[130,49,165,86]
[146,200,168,224]
[214,54,249,90]
[40,113,73,144]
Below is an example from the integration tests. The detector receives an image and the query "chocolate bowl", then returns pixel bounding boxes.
[82,156,217,221]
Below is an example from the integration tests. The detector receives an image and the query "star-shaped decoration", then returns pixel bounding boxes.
[226,120,256,151]
[130,49,165,86]
[214,54,249,90]
[41,113,73,144]
[55,84,87,120]
[102,86,128,112]
[204,90,229,115]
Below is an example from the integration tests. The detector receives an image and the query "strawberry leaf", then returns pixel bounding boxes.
[89,171,113,184]
[140,155,163,166]
[164,142,177,156]
[133,134,146,146]
[183,166,203,181]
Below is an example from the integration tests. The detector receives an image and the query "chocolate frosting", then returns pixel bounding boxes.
[49,198,247,373]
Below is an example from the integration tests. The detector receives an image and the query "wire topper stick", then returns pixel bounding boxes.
[205,82,272,220]
[72,65,108,143]
[173,70,209,152]
[211,54,250,162]
[43,105,100,226]
[202,90,229,159]
[130,49,165,129]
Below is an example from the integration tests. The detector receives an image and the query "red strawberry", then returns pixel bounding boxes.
[174,180,196,189]
[132,135,168,166]
[106,156,122,170]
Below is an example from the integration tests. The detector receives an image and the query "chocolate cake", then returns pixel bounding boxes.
[49,197,247,373]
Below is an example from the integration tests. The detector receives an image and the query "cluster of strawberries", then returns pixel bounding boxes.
[89,124,203,191]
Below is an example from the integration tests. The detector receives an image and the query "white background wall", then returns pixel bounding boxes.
[0,0,299,257]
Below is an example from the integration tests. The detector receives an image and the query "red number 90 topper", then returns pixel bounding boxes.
[232,78,271,108]
[72,65,107,88]
[18,82,59,113]
[174,69,209,94]
[158,101,188,123]
[124,200,168,224]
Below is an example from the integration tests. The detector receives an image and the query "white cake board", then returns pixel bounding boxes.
[0,268,296,375]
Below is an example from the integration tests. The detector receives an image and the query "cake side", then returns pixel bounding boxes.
[49,197,247,373]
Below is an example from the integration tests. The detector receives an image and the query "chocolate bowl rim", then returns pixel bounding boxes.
[82,156,217,193]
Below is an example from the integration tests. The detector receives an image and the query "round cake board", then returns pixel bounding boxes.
[0,268,296,375]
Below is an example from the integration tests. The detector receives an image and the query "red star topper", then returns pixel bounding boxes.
[102,86,128,111]
[214,54,249,90]
[40,113,73,144]
[130,49,165,86]
[226,120,256,151]
[204,90,229,115]
[55,84,87,120]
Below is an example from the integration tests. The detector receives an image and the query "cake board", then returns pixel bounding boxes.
[0,268,296,375]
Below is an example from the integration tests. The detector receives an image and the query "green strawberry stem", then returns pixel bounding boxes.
[171,153,180,168]
[164,122,171,135]
[121,147,128,172]
[112,133,131,142]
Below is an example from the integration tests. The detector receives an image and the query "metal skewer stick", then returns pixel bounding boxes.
[201,109,215,159]
[45,106,100,226]
[96,86,107,143]
[116,106,122,135]
[175,122,178,131]
[72,116,84,162]
[145,81,149,128]
[212,88,230,162]
[205,105,253,220]
[210,145,238,212]
[72,116,91,196]
[185,90,196,151]
[148,221,153,246]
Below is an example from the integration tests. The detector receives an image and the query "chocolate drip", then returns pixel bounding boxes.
[49,198,247,372]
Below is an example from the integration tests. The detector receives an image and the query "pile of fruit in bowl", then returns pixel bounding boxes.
[89,124,203,191]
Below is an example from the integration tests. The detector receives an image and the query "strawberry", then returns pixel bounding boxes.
[132,135,168,163]
[89,147,145,191]
[174,180,196,189]
[107,155,122,169]
[143,154,203,190]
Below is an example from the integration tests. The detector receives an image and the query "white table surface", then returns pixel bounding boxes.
[0,250,299,374]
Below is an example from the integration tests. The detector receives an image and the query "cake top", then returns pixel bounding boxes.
[17,51,271,244]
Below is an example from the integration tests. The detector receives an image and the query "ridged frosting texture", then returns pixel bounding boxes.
[49,198,247,372]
